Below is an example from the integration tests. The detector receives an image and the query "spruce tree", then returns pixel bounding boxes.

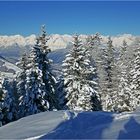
[0,74,4,126]
[129,45,140,110]
[101,37,118,111]
[56,76,66,109]
[87,33,102,65]
[20,25,58,116]
[20,39,49,116]
[2,78,17,124]
[16,53,28,117]
[24,66,49,116]
[37,25,58,110]
[63,34,101,111]
[87,33,101,47]
[0,76,17,126]
[87,33,103,104]
[113,40,132,112]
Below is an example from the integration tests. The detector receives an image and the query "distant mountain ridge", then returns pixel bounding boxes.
[0,33,139,63]
[0,33,139,78]
[0,34,139,49]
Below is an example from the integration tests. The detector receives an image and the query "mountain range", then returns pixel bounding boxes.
[0,34,139,78]
[0,34,139,58]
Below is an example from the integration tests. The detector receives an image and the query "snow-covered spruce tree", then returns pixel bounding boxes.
[87,33,101,47]
[37,25,59,110]
[0,74,4,126]
[62,34,101,111]
[86,33,102,65]
[86,33,103,101]
[20,25,58,116]
[20,48,49,116]
[86,33,102,75]
[16,53,28,117]
[56,76,66,109]
[129,45,140,110]
[2,78,18,124]
[113,40,132,112]
[101,37,118,112]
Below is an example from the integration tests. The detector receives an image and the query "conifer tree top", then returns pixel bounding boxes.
[107,37,113,46]
[35,25,50,54]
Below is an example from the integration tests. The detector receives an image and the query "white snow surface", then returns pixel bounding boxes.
[2,59,20,73]
[0,110,140,139]
[0,56,21,78]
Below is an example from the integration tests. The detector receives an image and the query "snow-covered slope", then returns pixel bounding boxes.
[0,110,140,139]
[0,55,20,78]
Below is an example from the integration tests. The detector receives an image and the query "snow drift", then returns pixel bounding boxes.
[0,110,140,139]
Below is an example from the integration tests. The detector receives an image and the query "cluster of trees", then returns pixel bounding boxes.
[0,26,140,126]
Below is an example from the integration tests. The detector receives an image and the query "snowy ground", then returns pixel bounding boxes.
[0,110,140,139]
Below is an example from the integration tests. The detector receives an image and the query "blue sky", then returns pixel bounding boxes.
[0,1,140,36]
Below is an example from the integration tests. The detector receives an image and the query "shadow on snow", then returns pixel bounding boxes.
[39,111,114,139]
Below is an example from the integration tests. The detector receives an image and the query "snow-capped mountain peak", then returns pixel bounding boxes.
[0,33,138,49]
